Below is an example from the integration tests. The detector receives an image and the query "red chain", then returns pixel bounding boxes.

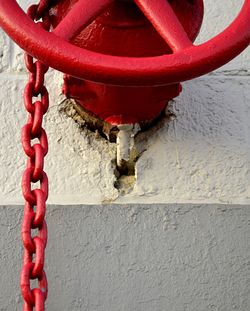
[20,2,52,310]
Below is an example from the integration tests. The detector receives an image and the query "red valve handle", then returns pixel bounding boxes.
[0,0,249,86]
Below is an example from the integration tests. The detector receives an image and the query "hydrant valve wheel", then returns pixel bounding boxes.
[0,0,249,86]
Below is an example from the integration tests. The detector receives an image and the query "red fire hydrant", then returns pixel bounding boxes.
[1,0,249,129]
[52,0,204,126]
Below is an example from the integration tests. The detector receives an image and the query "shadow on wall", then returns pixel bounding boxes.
[1,204,249,310]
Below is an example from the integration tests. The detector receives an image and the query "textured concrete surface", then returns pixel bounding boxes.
[0,1,249,205]
[0,1,250,310]
[0,204,249,311]
[0,74,249,205]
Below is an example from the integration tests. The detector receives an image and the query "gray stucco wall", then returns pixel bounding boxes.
[1,204,249,311]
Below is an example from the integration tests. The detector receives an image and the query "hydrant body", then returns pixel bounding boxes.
[50,0,204,125]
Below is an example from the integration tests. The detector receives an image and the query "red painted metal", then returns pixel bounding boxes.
[1,0,249,125]
[50,0,203,57]
[63,76,182,124]
[56,0,202,124]
[0,0,249,86]
[53,0,114,41]
[19,4,50,310]
[134,0,194,52]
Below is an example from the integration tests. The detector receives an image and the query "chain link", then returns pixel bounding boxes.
[20,1,52,310]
